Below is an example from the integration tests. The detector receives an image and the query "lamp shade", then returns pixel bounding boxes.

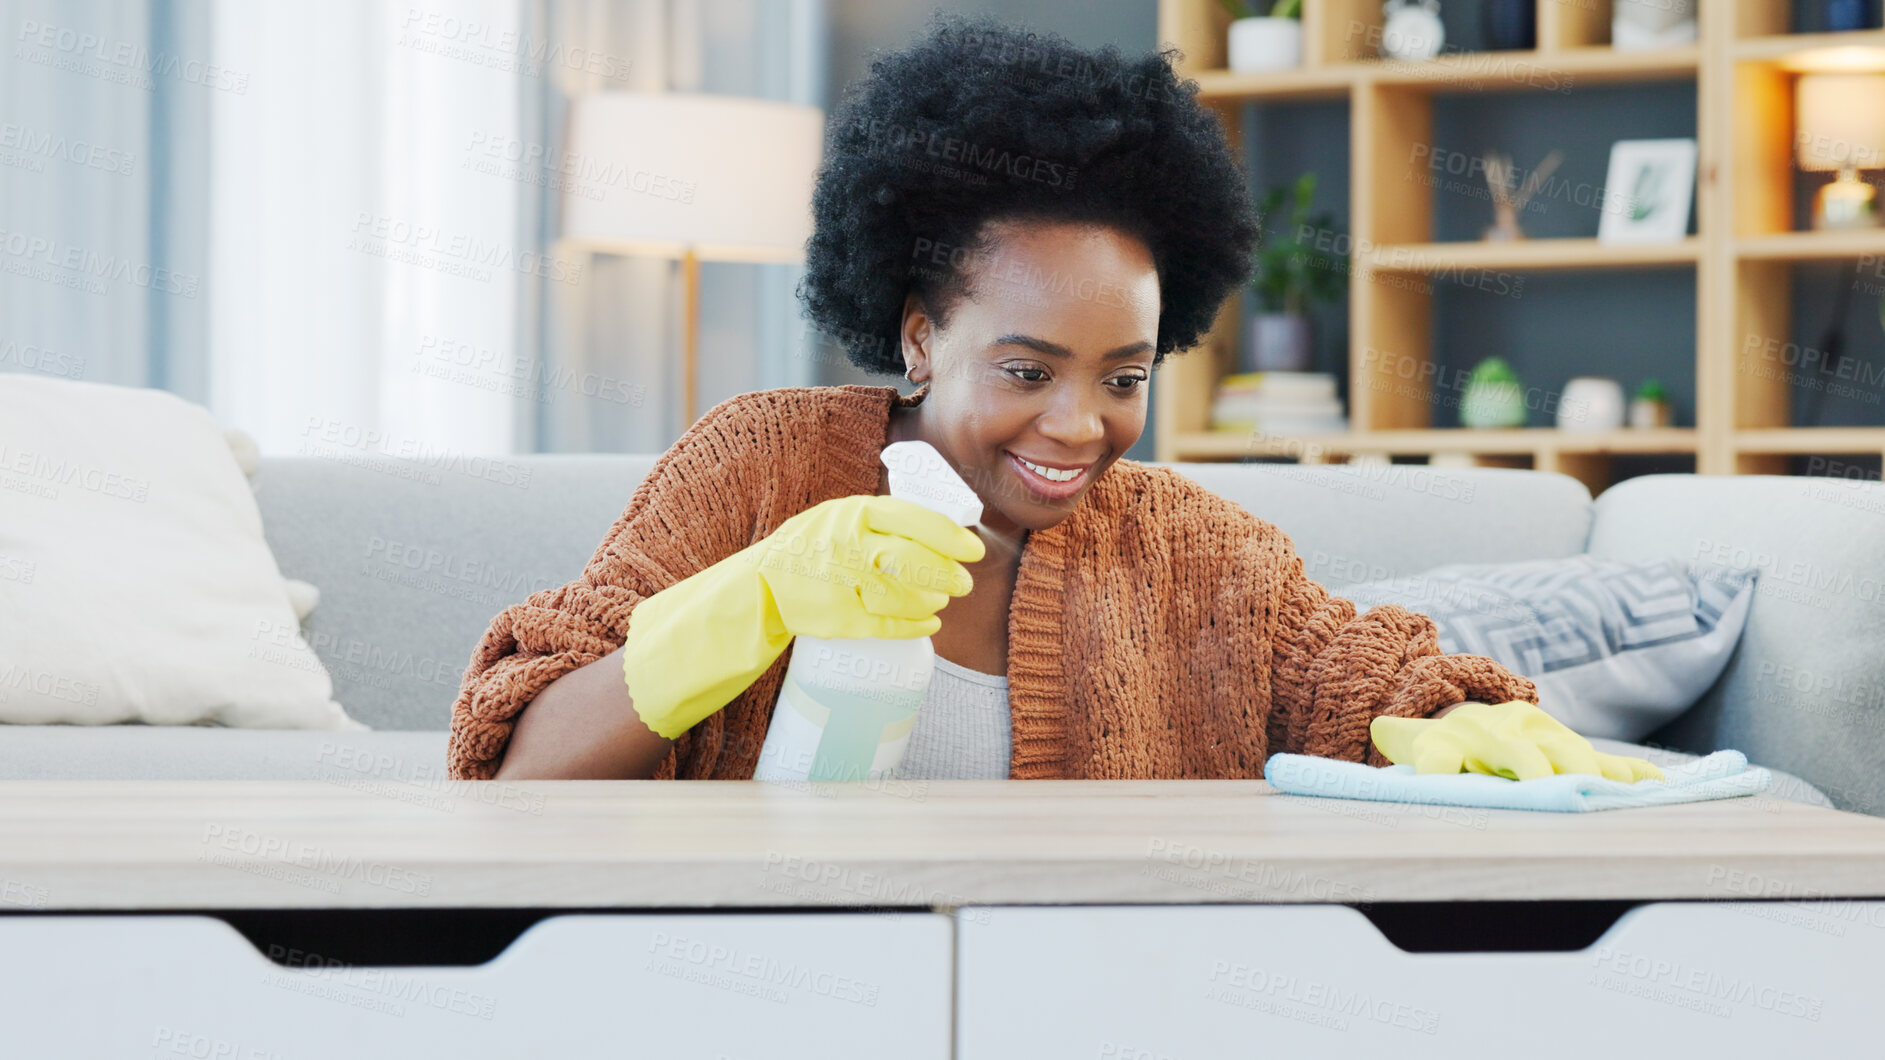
[1795,72,1885,172]
[560,93,824,263]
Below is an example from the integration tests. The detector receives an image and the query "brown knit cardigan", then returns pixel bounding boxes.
[447,384,1535,781]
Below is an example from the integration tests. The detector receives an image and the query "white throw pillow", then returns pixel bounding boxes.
[0,376,364,729]
[1340,555,1756,742]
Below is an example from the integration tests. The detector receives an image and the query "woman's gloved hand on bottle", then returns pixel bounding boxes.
[1370,699,1665,783]
[621,495,985,739]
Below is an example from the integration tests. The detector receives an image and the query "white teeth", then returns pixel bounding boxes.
[1018,456,1082,483]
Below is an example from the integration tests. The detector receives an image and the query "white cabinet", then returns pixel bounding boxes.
[18,900,1884,1055]
[1,912,951,1059]
[957,902,1885,1056]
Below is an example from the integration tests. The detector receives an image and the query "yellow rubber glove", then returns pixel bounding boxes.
[621,494,985,740]
[1370,700,1665,783]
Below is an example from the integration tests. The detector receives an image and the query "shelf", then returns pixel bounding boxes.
[1369,46,1700,91]
[1539,428,1700,453]
[1192,67,1352,103]
[1171,430,1367,460]
[1734,428,1885,453]
[1191,47,1698,102]
[1361,238,1702,273]
[1171,428,1698,462]
[1733,30,1885,65]
[1735,230,1885,261]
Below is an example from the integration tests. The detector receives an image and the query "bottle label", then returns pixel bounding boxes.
[779,671,921,782]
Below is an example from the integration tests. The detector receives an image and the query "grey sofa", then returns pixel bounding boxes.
[6,454,1877,814]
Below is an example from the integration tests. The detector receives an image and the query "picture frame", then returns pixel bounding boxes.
[1597,138,1698,245]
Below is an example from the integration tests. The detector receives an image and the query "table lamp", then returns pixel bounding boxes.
[1795,71,1885,229]
[560,93,823,423]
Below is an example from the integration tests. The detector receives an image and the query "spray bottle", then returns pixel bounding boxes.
[751,440,983,782]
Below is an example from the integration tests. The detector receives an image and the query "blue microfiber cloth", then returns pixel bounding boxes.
[1264,750,1771,813]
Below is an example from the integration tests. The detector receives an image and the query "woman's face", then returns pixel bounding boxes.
[899,219,1161,535]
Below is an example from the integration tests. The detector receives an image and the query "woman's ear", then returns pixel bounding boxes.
[899,292,933,381]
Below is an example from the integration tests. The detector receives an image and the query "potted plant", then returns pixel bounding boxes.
[1246,172,1346,373]
[1459,357,1528,428]
[1629,378,1673,428]
[1222,0,1303,74]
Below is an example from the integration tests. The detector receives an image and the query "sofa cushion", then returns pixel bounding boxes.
[1588,474,1885,815]
[0,726,449,782]
[0,377,359,729]
[0,725,1829,806]
[1588,737,1831,809]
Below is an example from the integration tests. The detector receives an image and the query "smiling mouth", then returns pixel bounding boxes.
[1005,451,1096,499]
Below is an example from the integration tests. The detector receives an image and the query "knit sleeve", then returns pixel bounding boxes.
[445,395,776,780]
[1259,528,1537,768]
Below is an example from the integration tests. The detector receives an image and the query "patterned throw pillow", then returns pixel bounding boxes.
[1339,556,1758,741]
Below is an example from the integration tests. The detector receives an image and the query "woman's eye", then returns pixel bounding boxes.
[1002,366,1144,390]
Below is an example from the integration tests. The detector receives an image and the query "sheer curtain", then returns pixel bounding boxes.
[4,1,825,455]
[0,0,211,400]
[207,0,524,456]
[205,0,827,458]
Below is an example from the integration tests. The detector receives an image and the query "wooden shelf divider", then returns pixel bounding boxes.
[1732,29,1885,61]
[1171,427,1697,460]
[1362,238,1702,272]
[1734,428,1885,453]
[1735,230,1885,260]
[1192,46,1699,102]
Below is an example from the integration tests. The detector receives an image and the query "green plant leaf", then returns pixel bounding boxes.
[1468,357,1520,386]
[1250,172,1347,315]
[1629,163,1665,222]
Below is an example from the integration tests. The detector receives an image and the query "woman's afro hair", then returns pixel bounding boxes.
[796,13,1261,375]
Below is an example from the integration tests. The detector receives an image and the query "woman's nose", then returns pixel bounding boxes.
[1035,388,1104,450]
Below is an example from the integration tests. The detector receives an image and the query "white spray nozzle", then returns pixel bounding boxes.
[882,440,983,527]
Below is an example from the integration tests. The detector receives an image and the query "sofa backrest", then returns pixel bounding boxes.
[256,454,1882,811]
[253,456,1593,733]
[1587,474,1885,815]
[253,455,658,732]
[1163,462,1592,587]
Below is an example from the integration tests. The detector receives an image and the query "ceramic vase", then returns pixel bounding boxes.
[1244,313,1311,372]
[1228,18,1302,74]
[1559,377,1626,432]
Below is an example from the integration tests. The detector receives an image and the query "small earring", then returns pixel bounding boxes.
[905,364,920,383]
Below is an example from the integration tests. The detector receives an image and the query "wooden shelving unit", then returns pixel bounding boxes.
[1154,0,1885,493]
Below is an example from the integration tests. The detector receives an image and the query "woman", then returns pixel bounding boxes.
[447,15,1657,785]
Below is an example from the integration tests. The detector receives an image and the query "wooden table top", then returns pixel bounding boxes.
[4,779,1884,911]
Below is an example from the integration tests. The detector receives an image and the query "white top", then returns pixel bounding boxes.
[889,655,1011,780]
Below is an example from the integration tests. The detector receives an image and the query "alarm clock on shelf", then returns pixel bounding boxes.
[1381,0,1445,62]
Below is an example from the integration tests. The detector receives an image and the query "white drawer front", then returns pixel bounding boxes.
[958,902,1885,1056]
[1,912,951,1059]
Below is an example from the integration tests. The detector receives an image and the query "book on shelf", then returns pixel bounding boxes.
[1210,371,1348,436]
